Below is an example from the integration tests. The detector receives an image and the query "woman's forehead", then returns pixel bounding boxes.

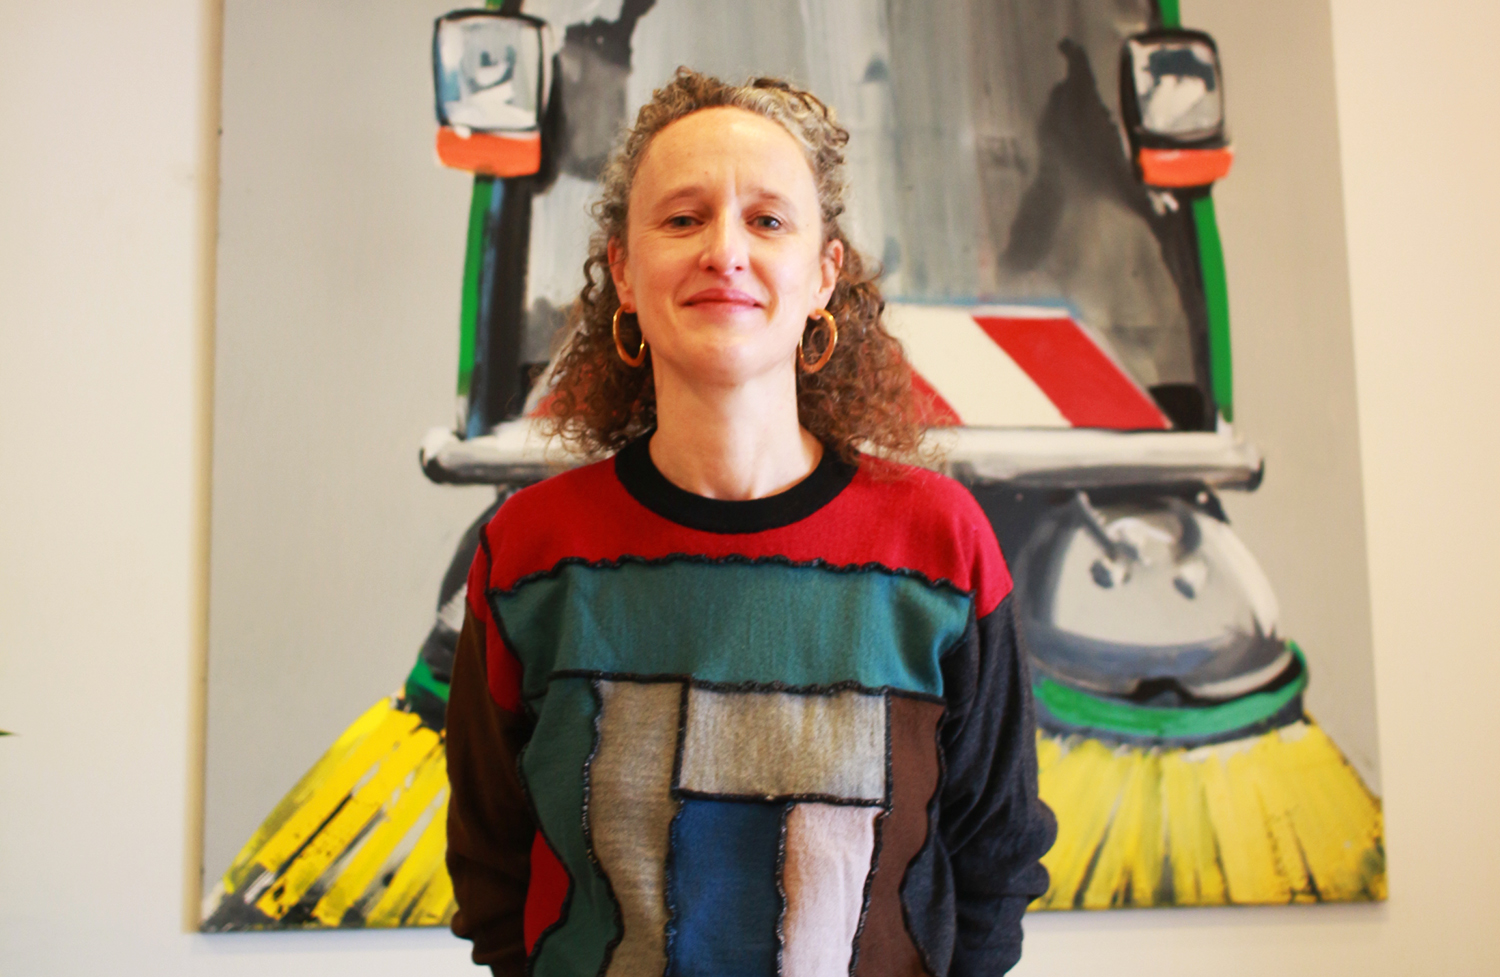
[631,107,816,206]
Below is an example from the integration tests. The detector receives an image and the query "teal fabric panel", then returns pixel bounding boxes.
[493,561,970,699]
[519,677,617,977]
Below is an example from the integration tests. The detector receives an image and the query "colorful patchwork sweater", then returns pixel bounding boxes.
[446,437,1056,977]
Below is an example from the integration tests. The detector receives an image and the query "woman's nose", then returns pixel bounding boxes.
[699,213,748,274]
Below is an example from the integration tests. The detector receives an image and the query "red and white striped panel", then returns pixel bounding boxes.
[885,304,1171,431]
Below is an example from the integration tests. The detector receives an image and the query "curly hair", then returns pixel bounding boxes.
[543,68,923,464]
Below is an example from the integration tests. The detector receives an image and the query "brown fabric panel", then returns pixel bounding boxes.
[446,605,536,972]
[854,697,945,977]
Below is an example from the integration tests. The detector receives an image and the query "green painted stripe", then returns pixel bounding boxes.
[522,677,617,977]
[457,177,494,398]
[1193,194,1234,421]
[401,657,449,704]
[1157,0,1182,28]
[492,561,970,700]
[1035,645,1307,740]
[453,0,505,400]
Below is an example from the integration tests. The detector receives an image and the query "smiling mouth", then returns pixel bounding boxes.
[684,288,762,310]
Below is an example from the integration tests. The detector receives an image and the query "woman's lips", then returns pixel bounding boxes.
[684,287,762,310]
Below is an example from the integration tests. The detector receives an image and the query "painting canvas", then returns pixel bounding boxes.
[200,0,1383,931]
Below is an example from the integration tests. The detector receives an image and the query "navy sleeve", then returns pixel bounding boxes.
[935,593,1057,975]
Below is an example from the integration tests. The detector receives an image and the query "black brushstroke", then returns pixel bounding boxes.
[1162,198,1219,428]
[1005,40,1154,270]
[1148,382,1206,430]
[533,55,565,192]
[554,0,658,180]
[469,177,535,433]
[1003,37,1217,429]
[1148,46,1217,90]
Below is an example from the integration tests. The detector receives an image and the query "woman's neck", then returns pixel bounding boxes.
[648,371,822,501]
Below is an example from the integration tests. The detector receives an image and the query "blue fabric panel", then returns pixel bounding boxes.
[493,561,969,700]
[666,799,783,977]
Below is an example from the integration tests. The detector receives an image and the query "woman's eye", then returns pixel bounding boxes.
[753,215,784,230]
[666,214,697,228]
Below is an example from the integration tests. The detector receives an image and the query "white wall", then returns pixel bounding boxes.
[1,1,1496,975]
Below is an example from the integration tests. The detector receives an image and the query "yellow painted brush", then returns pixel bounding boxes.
[200,681,458,930]
[1030,647,1386,910]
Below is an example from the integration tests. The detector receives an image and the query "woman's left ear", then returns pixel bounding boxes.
[818,238,845,304]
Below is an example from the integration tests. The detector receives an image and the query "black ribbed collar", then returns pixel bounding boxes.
[614,434,857,534]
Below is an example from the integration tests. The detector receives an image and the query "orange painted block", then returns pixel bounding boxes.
[1138,146,1234,188]
[436,126,542,178]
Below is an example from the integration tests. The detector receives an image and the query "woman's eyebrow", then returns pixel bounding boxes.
[648,184,800,214]
[741,188,798,213]
[650,185,710,210]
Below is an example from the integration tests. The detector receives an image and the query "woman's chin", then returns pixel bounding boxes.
[654,342,796,392]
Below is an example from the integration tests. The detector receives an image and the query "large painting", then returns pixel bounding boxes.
[200,0,1383,931]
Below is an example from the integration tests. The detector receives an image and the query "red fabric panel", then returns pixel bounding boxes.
[911,371,963,427]
[523,831,570,952]
[467,530,524,713]
[973,315,1170,430]
[481,456,1012,618]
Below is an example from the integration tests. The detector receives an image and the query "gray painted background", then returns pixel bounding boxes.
[203,0,1379,886]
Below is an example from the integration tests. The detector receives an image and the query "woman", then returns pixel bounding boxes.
[446,69,1054,977]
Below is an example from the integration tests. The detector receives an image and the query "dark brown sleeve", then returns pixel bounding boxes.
[446,603,535,973]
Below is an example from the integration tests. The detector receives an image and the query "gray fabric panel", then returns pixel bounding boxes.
[679,689,887,802]
[591,680,683,977]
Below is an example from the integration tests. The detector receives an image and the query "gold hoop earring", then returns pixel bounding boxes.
[612,306,647,367]
[798,309,838,374]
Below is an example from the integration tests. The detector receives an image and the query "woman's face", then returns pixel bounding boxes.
[609,107,843,391]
